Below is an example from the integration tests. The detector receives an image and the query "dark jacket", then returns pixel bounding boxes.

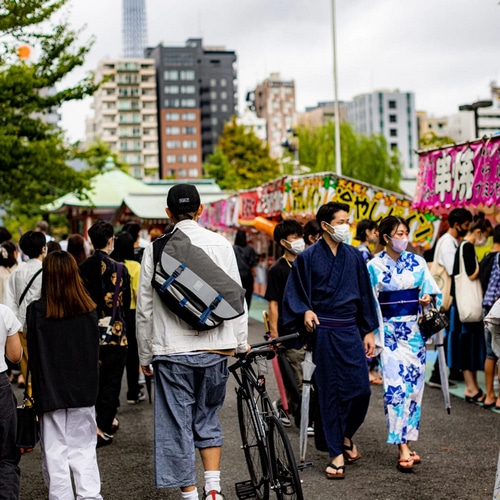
[26,300,100,414]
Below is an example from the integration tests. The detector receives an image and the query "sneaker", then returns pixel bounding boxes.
[272,400,292,427]
[307,426,315,436]
[138,372,146,385]
[127,391,146,405]
[203,489,225,499]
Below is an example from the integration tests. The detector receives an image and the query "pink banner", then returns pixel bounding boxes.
[413,136,500,218]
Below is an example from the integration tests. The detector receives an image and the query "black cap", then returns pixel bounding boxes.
[166,184,201,215]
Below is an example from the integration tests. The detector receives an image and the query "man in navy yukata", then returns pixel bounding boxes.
[283,202,379,480]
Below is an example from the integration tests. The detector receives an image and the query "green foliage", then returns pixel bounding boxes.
[73,139,129,175]
[0,0,100,217]
[204,117,281,190]
[419,131,456,150]
[296,122,403,192]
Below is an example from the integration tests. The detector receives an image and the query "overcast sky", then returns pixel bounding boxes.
[59,0,500,142]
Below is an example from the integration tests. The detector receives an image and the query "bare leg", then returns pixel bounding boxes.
[199,446,222,472]
[484,359,497,405]
[463,370,482,398]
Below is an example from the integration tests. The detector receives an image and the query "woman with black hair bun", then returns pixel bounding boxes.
[0,242,19,304]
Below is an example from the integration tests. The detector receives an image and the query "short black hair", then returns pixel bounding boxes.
[88,220,114,250]
[0,241,17,267]
[316,202,350,226]
[19,231,46,259]
[448,208,473,227]
[494,225,500,244]
[122,222,141,242]
[378,216,410,246]
[234,230,248,247]
[0,226,12,244]
[273,219,303,247]
[303,220,321,245]
[110,231,135,262]
[355,219,378,242]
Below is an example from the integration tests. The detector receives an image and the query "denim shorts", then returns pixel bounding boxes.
[152,353,229,489]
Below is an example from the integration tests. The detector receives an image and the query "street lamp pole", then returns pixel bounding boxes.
[458,100,493,139]
[331,0,342,176]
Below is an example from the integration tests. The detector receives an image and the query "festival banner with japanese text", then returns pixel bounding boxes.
[413,136,500,222]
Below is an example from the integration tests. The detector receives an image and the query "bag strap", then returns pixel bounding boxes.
[110,264,123,325]
[19,268,42,307]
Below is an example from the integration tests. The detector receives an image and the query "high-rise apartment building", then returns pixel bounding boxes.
[87,58,160,179]
[296,100,348,128]
[252,73,295,158]
[123,0,148,58]
[347,89,418,178]
[146,39,237,179]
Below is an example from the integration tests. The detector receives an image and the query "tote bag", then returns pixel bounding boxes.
[454,242,483,323]
[429,238,453,312]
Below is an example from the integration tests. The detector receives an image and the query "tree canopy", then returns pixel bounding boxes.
[204,117,281,191]
[296,122,403,192]
[0,0,99,216]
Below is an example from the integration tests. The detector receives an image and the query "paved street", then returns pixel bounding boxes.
[16,314,500,499]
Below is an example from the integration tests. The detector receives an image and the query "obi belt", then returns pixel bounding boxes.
[378,288,419,319]
[316,314,357,329]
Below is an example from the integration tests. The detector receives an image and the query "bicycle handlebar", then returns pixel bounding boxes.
[250,332,300,349]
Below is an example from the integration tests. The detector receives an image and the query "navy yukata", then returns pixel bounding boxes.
[283,238,379,457]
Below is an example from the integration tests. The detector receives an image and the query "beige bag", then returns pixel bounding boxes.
[429,238,452,312]
[454,242,483,323]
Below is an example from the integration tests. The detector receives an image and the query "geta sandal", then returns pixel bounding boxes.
[409,451,421,464]
[325,462,345,480]
[397,457,414,472]
[342,438,361,464]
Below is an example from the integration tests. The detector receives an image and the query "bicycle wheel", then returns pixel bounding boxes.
[237,388,269,499]
[268,415,304,500]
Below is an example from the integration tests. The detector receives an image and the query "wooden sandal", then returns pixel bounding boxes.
[343,438,361,463]
[397,457,414,472]
[409,451,421,464]
[325,462,345,480]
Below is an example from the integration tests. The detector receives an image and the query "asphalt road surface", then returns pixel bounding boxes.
[16,318,500,499]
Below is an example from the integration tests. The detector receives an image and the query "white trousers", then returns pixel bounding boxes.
[40,407,102,500]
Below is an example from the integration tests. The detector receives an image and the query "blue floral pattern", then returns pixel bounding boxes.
[367,251,442,445]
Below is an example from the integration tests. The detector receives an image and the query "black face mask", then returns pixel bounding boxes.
[456,226,468,237]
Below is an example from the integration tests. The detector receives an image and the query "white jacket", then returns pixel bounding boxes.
[136,220,248,365]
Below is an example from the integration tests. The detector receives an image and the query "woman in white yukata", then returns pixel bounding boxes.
[367,216,441,472]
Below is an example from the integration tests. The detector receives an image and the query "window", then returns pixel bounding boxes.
[133,167,142,178]
[143,141,155,150]
[183,140,197,149]
[178,154,187,163]
[165,112,180,121]
[166,140,181,149]
[142,101,155,109]
[189,168,199,177]
[105,89,115,95]
[220,78,227,87]
[210,104,218,113]
[166,155,176,163]
[178,168,187,177]
[141,76,152,82]
[182,126,197,135]
[164,70,179,80]
[164,99,180,108]
[221,104,228,113]
[164,85,179,94]
[389,114,397,123]
[210,91,217,100]
[388,100,397,109]
[166,169,175,177]
[181,98,196,107]
[220,91,227,100]
[180,85,196,94]
[210,78,217,87]
[390,128,397,137]
[182,112,196,121]
[188,155,198,164]
[210,59,221,67]
[142,88,154,95]
[143,115,155,122]
[390,143,398,150]
[166,126,180,135]
[144,155,156,165]
[180,70,195,80]
[211,117,218,126]
[105,102,115,109]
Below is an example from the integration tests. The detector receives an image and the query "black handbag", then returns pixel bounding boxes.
[418,298,449,340]
[16,359,39,453]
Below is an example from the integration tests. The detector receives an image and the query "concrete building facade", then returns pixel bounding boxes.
[347,89,418,178]
[146,39,237,179]
[296,101,348,128]
[252,73,295,158]
[87,58,160,180]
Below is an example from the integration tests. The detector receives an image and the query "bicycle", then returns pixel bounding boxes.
[230,333,304,500]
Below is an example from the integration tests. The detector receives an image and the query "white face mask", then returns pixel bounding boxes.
[387,236,408,253]
[475,235,487,247]
[325,223,350,243]
[287,239,305,255]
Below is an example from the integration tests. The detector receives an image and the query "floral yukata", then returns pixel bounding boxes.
[367,251,441,445]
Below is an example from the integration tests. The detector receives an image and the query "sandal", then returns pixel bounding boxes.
[465,389,485,404]
[325,462,345,480]
[397,457,414,472]
[409,451,421,464]
[343,438,361,464]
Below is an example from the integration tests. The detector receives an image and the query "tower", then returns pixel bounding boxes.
[123,0,148,59]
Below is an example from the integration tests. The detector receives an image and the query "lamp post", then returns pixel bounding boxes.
[331,0,342,176]
[458,100,493,139]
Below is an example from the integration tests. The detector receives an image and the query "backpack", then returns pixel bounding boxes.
[483,253,500,308]
[152,229,245,331]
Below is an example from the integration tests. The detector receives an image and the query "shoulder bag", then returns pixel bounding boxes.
[429,238,453,312]
[454,242,483,323]
[98,263,123,344]
[16,359,39,453]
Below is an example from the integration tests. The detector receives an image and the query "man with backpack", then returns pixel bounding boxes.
[136,184,248,500]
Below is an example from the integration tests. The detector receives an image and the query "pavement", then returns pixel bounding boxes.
[15,298,500,499]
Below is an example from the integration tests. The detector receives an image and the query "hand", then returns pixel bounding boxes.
[304,310,319,332]
[142,365,153,377]
[419,294,432,306]
[269,330,279,339]
[364,332,375,358]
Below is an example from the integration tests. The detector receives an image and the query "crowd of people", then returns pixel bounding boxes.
[1,186,499,498]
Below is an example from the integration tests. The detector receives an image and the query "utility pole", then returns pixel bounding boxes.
[331,0,342,176]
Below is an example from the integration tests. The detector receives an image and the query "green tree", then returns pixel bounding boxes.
[204,117,281,190]
[0,0,100,216]
[419,131,455,150]
[73,139,129,175]
[296,122,403,192]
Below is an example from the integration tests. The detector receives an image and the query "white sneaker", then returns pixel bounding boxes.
[307,426,315,436]
[272,400,292,427]
[203,490,225,499]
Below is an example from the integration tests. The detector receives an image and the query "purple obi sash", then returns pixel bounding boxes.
[378,288,419,318]
[316,314,357,329]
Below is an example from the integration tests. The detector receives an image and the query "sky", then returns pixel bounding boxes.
[59,0,500,142]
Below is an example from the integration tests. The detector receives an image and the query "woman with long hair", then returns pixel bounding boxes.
[26,252,102,499]
[0,241,19,304]
[66,233,87,264]
[366,216,441,472]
